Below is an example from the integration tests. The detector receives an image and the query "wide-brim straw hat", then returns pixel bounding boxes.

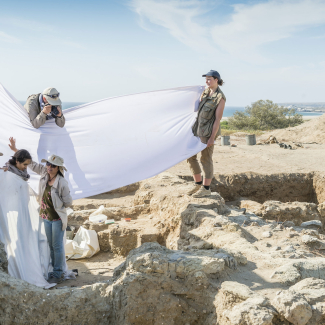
[41,154,67,173]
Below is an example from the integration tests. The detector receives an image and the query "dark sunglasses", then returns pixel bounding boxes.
[46,162,58,168]
[45,93,60,98]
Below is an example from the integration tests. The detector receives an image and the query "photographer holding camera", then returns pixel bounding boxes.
[24,87,65,129]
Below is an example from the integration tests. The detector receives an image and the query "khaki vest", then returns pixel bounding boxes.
[192,87,226,138]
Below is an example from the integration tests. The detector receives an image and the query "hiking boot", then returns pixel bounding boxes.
[186,183,202,195]
[192,187,211,198]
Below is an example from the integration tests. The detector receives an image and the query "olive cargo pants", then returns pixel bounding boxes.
[187,143,214,179]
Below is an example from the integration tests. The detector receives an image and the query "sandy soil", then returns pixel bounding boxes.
[56,252,124,288]
[168,134,325,176]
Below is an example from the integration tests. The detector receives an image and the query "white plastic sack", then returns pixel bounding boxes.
[89,205,107,223]
[66,226,100,260]
[89,205,105,218]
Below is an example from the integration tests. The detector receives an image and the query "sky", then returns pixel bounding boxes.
[0,0,325,106]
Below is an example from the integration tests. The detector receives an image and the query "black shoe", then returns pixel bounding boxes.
[48,274,64,284]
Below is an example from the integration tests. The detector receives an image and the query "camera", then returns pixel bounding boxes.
[51,105,60,117]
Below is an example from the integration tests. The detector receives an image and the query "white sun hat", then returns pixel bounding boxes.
[42,87,62,106]
[41,154,67,172]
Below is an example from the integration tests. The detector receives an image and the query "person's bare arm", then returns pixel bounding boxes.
[8,137,18,153]
[206,98,225,147]
[8,137,46,174]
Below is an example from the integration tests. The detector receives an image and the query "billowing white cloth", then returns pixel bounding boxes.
[0,170,55,288]
[0,170,75,288]
[0,83,206,199]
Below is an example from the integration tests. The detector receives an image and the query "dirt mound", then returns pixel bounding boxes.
[262,113,325,143]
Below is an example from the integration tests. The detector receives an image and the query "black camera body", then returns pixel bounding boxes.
[51,105,60,117]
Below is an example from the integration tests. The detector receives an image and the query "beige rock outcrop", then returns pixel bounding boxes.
[272,290,312,325]
[215,281,276,325]
[0,242,8,273]
[261,201,320,224]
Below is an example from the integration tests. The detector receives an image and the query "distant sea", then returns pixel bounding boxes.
[18,102,324,118]
[223,106,324,118]
[18,101,84,110]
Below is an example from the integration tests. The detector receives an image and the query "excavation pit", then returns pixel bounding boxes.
[211,172,325,204]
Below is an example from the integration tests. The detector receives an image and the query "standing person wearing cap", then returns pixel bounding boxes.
[187,70,226,198]
[8,137,72,284]
[24,87,65,129]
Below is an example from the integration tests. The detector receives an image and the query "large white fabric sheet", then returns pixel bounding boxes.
[0,84,205,200]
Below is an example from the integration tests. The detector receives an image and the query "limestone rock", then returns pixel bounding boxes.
[0,271,111,324]
[301,234,318,244]
[109,227,138,256]
[272,290,312,325]
[286,278,325,325]
[83,220,108,232]
[318,202,325,220]
[262,231,272,238]
[100,204,149,221]
[301,229,319,237]
[271,259,325,285]
[110,243,232,325]
[300,220,322,229]
[68,209,95,226]
[271,263,302,285]
[0,241,8,273]
[283,221,295,227]
[239,199,263,215]
[215,281,275,325]
[262,201,320,225]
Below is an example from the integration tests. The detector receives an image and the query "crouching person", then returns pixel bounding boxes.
[24,87,65,129]
[8,137,72,283]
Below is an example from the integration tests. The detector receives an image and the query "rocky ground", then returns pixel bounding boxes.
[2,123,325,324]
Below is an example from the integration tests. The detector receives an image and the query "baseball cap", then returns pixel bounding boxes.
[202,70,221,79]
[42,87,62,106]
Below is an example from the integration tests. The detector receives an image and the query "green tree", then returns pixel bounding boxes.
[228,100,303,130]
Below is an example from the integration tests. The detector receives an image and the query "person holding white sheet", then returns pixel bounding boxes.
[187,70,226,198]
[8,137,72,284]
[24,87,65,129]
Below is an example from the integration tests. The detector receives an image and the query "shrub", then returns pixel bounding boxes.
[220,120,229,129]
[227,100,303,130]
